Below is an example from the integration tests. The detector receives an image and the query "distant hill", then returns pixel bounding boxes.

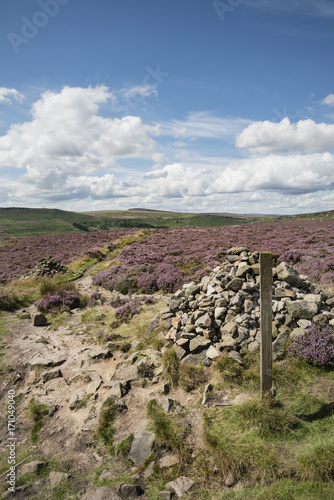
[0,206,333,239]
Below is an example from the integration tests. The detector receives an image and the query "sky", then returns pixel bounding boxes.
[0,0,334,215]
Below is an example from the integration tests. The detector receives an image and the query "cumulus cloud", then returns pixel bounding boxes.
[0,85,159,200]
[323,94,334,107]
[236,117,334,154]
[0,87,25,104]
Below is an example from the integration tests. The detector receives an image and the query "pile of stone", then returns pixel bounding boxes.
[159,247,334,364]
[22,256,68,279]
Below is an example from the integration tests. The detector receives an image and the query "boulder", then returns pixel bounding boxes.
[128,430,155,466]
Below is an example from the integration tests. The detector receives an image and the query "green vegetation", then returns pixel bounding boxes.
[97,399,121,453]
[0,207,99,238]
[147,399,190,459]
[201,354,334,493]
[115,433,134,457]
[28,397,49,443]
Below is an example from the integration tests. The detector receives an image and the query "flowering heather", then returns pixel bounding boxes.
[289,323,334,366]
[115,303,140,323]
[0,229,134,284]
[36,291,81,312]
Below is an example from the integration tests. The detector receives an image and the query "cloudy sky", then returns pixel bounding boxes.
[0,0,334,214]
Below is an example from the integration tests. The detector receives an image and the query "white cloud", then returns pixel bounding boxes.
[0,85,159,201]
[236,118,334,154]
[323,94,334,107]
[0,88,25,104]
[161,112,252,139]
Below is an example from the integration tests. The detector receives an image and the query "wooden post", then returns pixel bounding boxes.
[260,252,272,397]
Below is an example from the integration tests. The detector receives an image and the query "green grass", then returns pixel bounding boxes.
[0,207,100,238]
[28,397,49,443]
[97,399,121,453]
[216,480,334,500]
[202,354,334,489]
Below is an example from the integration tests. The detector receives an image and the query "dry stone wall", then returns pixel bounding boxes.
[159,247,334,364]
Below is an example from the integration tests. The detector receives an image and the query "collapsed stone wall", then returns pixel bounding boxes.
[159,247,334,364]
[21,256,68,279]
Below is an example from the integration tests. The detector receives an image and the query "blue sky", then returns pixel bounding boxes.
[0,0,334,214]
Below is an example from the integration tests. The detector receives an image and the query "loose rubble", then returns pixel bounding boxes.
[21,256,68,279]
[158,247,334,362]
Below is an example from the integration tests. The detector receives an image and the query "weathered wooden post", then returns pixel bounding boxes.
[260,252,272,398]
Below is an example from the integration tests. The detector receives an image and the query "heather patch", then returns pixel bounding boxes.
[36,291,81,312]
[289,323,334,366]
[0,288,17,311]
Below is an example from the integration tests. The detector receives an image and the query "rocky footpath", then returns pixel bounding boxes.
[159,247,334,363]
[1,249,334,499]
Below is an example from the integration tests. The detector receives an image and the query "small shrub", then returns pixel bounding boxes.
[162,348,180,387]
[115,303,140,323]
[179,363,209,392]
[138,361,155,379]
[0,289,16,311]
[288,323,334,366]
[36,291,81,312]
[39,278,76,297]
[88,292,102,307]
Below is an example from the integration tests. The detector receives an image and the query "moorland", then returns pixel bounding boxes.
[0,207,333,500]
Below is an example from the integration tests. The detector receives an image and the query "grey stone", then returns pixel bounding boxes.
[118,483,144,498]
[42,368,62,383]
[165,477,194,498]
[169,297,182,312]
[189,336,211,353]
[159,455,179,469]
[206,345,220,359]
[272,331,289,361]
[159,492,175,499]
[226,278,244,292]
[227,246,248,255]
[128,430,155,465]
[181,352,207,364]
[83,487,121,500]
[21,460,45,475]
[290,328,306,340]
[276,262,302,287]
[33,313,48,326]
[287,301,318,320]
[195,312,212,328]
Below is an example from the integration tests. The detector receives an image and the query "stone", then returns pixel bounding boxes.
[189,336,211,353]
[33,313,48,326]
[115,364,139,382]
[104,381,129,400]
[159,492,175,499]
[236,265,253,278]
[159,455,179,469]
[232,393,252,405]
[227,246,248,255]
[118,483,144,498]
[248,340,260,352]
[165,477,194,498]
[226,278,244,292]
[169,297,182,312]
[272,331,289,361]
[214,307,226,319]
[297,319,312,329]
[290,328,306,340]
[228,351,244,365]
[21,460,45,475]
[287,301,318,320]
[99,470,119,481]
[174,345,187,360]
[206,346,220,359]
[86,371,102,394]
[42,368,62,383]
[158,398,174,413]
[181,352,207,364]
[195,313,212,328]
[276,262,302,287]
[221,322,237,336]
[128,430,155,466]
[83,488,121,500]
